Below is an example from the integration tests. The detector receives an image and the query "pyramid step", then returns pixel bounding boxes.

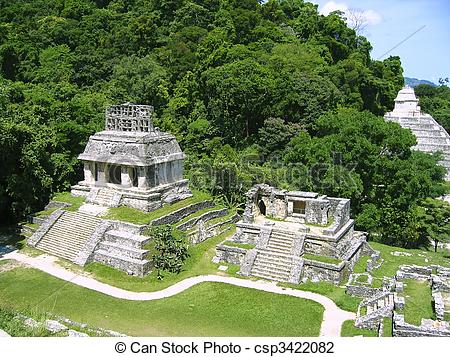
[253,261,292,273]
[251,269,290,282]
[98,241,148,260]
[94,250,151,276]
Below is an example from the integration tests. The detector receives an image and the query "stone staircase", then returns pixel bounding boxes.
[88,188,119,207]
[35,211,101,262]
[385,114,450,180]
[250,228,299,282]
[355,290,395,329]
[93,230,152,276]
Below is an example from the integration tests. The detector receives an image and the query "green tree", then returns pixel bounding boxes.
[151,225,190,280]
[417,198,450,252]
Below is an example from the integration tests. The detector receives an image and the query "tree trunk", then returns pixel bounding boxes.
[435,239,438,252]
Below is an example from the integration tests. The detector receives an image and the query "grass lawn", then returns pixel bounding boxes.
[280,281,362,312]
[402,279,435,326]
[0,268,324,336]
[340,320,377,337]
[0,306,52,337]
[303,254,342,265]
[353,256,370,274]
[382,317,393,337]
[221,241,255,250]
[84,227,237,292]
[368,242,450,278]
[52,192,86,212]
[104,190,212,225]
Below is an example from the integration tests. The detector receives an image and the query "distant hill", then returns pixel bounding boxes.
[405,77,437,87]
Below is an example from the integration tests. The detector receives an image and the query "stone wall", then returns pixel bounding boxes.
[234,222,261,245]
[177,208,228,231]
[346,284,383,298]
[27,210,65,247]
[396,265,433,281]
[151,200,215,225]
[393,313,450,337]
[215,245,248,265]
[302,259,347,285]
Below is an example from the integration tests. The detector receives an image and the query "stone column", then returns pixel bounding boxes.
[97,163,106,185]
[138,167,148,189]
[83,162,94,184]
[121,166,132,187]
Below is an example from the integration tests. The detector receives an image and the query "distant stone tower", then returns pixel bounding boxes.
[384,86,450,181]
[71,103,192,211]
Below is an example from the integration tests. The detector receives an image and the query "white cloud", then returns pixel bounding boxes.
[320,1,348,16]
[319,1,382,29]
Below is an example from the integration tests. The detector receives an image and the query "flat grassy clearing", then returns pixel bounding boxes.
[0,268,324,336]
[83,227,236,292]
[340,320,377,337]
[104,190,212,225]
[280,281,362,312]
[363,242,450,278]
[402,279,435,326]
[52,192,86,212]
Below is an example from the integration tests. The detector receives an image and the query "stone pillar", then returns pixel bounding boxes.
[138,167,148,189]
[83,162,94,184]
[121,166,131,187]
[97,163,106,185]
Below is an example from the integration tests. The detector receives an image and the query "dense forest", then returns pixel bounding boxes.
[0,0,448,248]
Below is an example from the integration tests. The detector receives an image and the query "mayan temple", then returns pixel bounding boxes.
[384,86,450,181]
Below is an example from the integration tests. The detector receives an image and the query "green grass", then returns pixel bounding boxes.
[355,274,369,284]
[35,207,58,217]
[382,317,393,337]
[371,278,383,288]
[280,281,362,312]
[0,306,52,337]
[402,279,435,326]
[52,192,86,212]
[340,320,377,337]
[202,209,237,227]
[22,222,38,230]
[0,268,324,336]
[84,227,236,292]
[303,253,342,265]
[104,189,212,225]
[368,242,450,278]
[445,313,450,322]
[353,256,370,274]
[305,217,334,228]
[221,241,255,250]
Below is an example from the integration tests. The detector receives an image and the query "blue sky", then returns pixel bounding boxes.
[310,0,450,83]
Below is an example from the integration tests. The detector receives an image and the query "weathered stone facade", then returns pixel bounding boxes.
[216,184,368,285]
[71,103,192,212]
[385,86,450,181]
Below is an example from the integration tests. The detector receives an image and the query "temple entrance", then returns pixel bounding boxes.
[293,200,306,215]
[258,200,266,216]
[131,167,138,187]
[108,164,122,185]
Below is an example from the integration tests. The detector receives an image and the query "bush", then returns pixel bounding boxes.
[150,225,190,280]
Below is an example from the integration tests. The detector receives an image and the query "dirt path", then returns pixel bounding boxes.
[1,251,355,336]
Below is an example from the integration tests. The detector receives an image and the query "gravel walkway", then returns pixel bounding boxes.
[1,251,355,336]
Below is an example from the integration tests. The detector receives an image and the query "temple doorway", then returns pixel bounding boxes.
[258,200,266,216]
[108,165,122,185]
